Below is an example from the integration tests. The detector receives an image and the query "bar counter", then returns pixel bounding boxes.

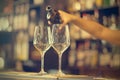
[0,71,117,80]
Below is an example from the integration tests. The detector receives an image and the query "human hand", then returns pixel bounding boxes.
[47,9,74,30]
[58,10,73,30]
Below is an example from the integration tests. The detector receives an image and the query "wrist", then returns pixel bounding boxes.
[70,15,79,23]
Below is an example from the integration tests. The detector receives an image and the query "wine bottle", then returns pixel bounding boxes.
[46,5,62,24]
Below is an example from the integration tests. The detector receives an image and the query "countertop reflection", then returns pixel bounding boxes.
[0,71,94,80]
[0,71,117,80]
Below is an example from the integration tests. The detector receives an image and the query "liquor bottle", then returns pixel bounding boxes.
[46,5,62,24]
[0,49,5,69]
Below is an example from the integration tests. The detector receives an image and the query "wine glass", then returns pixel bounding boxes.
[51,24,70,76]
[33,25,51,75]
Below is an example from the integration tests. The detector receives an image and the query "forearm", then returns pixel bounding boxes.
[71,15,105,39]
[71,15,120,45]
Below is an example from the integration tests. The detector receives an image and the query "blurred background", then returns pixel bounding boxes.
[0,0,120,79]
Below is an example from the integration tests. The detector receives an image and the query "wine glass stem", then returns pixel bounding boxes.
[41,53,45,73]
[58,53,62,73]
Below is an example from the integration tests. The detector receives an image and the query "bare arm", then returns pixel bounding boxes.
[58,10,120,45]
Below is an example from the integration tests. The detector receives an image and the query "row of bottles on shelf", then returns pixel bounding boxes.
[14,0,29,15]
[0,31,29,71]
[69,39,120,69]
[0,0,29,31]
[68,0,120,11]
[0,0,43,32]
[14,0,43,15]
[14,31,29,61]
[0,14,42,32]
[0,0,28,31]
[102,15,120,29]
[0,14,13,32]
[13,0,31,31]
[0,43,14,70]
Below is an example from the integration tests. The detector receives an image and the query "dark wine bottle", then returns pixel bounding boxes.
[46,5,62,24]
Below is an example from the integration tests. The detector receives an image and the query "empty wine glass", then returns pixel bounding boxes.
[33,25,51,75]
[51,24,70,76]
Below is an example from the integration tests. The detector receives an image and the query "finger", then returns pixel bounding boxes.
[48,21,51,25]
[59,22,67,30]
[58,10,62,18]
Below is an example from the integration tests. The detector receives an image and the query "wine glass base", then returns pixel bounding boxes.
[37,71,47,75]
[56,71,65,77]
